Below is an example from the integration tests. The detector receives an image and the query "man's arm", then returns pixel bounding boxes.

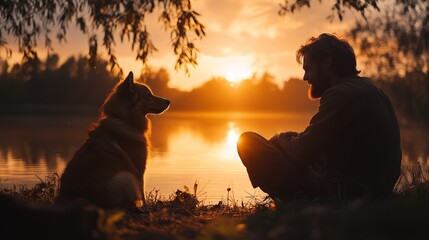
[271,86,354,163]
[268,132,299,157]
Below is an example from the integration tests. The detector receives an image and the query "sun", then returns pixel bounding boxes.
[225,69,252,83]
[217,55,254,83]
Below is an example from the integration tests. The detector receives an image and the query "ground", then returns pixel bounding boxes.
[1,172,429,240]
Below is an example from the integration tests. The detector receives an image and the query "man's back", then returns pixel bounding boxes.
[300,75,402,197]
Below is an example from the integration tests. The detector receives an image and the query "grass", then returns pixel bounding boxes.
[1,163,429,240]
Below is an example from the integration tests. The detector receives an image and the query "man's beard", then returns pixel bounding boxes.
[308,78,331,100]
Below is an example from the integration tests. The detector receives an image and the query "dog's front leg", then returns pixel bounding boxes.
[140,177,146,206]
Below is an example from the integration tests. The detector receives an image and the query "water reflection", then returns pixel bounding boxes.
[0,116,94,186]
[1,112,428,203]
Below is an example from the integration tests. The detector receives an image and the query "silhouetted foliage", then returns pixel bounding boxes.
[348,0,429,123]
[350,1,429,78]
[0,0,205,73]
[278,0,380,21]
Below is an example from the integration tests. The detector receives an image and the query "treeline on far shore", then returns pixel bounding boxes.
[0,54,318,114]
[1,54,428,128]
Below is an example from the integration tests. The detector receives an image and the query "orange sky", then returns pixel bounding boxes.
[5,0,362,91]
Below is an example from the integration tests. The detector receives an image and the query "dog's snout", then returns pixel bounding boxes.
[163,99,171,111]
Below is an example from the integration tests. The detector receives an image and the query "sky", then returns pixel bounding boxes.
[5,0,362,91]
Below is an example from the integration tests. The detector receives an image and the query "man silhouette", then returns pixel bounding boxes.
[237,33,402,202]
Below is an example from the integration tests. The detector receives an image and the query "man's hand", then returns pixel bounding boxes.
[268,132,299,150]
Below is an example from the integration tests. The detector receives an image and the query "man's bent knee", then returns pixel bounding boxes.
[237,132,280,156]
[237,132,260,148]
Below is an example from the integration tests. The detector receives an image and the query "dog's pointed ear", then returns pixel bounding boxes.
[124,71,134,88]
[117,71,135,95]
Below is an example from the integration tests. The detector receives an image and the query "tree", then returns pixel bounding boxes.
[278,0,380,21]
[349,1,429,78]
[0,0,384,75]
[348,0,429,122]
[0,0,205,73]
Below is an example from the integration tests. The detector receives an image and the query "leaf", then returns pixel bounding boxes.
[0,0,206,72]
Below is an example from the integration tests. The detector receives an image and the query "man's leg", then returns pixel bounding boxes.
[237,131,306,200]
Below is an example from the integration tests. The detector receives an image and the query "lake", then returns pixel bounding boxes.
[1,111,428,204]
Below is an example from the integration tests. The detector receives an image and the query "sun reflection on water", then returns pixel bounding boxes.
[219,122,241,161]
[226,122,240,147]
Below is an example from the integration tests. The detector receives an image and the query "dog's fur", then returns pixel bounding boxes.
[56,72,170,209]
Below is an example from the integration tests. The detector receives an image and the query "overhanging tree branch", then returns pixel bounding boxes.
[278,0,380,21]
[0,0,205,74]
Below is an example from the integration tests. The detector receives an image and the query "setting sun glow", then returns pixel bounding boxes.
[225,69,252,83]
[217,56,254,83]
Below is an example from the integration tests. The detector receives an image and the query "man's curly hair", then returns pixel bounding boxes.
[297,33,360,78]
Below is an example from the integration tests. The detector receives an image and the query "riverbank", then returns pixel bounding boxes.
[1,171,429,239]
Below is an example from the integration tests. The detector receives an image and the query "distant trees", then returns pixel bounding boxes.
[0,57,318,113]
[161,72,318,112]
[0,54,119,107]
[143,68,184,101]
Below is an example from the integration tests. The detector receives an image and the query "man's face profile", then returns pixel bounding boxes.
[302,54,331,99]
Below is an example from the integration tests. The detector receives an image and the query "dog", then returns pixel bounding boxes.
[56,72,170,209]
